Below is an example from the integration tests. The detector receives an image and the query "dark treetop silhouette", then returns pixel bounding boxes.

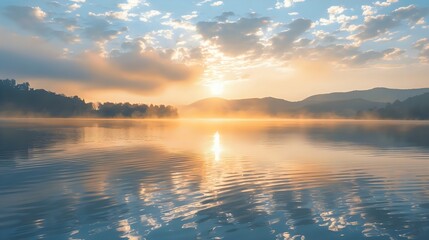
[0,79,178,118]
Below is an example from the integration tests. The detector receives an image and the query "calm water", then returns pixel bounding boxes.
[1,119,429,240]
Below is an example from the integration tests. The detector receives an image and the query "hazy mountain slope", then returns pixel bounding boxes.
[183,97,295,117]
[370,93,429,119]
[302,88,429,104]
[182,98,385,118]
[301,99,386,117]
[182,87,429,118]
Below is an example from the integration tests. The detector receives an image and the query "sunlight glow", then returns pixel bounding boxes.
[210,82,224,96]
[212,131,221,161]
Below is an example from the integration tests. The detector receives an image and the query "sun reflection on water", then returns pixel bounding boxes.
[212,131,221,161]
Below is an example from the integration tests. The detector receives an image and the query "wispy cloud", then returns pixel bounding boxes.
[211,1,223,7]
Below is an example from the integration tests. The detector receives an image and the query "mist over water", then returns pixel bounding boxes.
[0,119,429,240]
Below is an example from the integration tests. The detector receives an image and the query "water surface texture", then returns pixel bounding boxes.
[1,119,429,240]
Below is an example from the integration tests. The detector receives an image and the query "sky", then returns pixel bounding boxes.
[0,0,428,104]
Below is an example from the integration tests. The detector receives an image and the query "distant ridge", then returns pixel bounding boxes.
[366,92,429,120]
[302,87,429,104]
[183,87,429,118]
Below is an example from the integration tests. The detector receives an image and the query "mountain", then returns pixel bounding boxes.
[365,93,429,120]
[183,87,429,118]
[302,87,429,104]
[184,97,295,117]
[300,99,386,117]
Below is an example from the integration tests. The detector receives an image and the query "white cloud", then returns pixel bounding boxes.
[197,0,213,7]
[413,39,429,63]
[146,29,174,40]
[374,0,398,7]
[162,19,196,31]
[374,37,392,42]
[392,5,429,24]
[288,12,299,16]
[161,12,172,19]
[398,35,411,41]
[328,6,345,15]
[68,3,81,11]
[382,48,404,60]
[140,10,161,22]
[362,5,375,17]
[118,0,143,11]
[275,0,305,9]
[211,1,223,7]
[94,0,148,21]
[70,0,86,2]
[413,38,429,49]
[182,11,198,21]
[319,6,357,26]
[33,6,47,20]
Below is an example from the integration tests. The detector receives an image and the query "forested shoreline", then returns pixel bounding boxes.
[0,79,178,118]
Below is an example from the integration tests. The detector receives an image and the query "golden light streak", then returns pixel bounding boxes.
[212,131,221,161]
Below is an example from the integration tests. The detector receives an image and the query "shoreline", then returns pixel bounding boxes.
[1,117,429,123]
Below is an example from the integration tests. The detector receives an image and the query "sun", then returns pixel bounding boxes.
[210,82,224,96]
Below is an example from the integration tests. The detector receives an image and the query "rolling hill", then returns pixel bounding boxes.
[367,92,429,120]
[302,87,429,104]
[182,87,429,118]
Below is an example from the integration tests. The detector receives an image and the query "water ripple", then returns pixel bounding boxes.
[0,119,429,239]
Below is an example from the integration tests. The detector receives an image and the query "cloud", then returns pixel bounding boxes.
[307,44,360,62]
[312,30,337,44]
[215,12,234,22]
[413,38,429,63]
[197,16,270,56]
[83,17,128,41]
[211,1,223,7]
[197,0,213,7]
[354,15,398,41]
[3,5,77,43]
[48,1,62,8]
[182,11,198,21]
[140,10,161,22]
[285,43,404,67]
[0,29,203,93]
[0,29,89,80]
[398,35,411,42]
[68,3,81,11]
[271,18,312,53]
[392,5,428,24]
[348,48,403,65]
[54,17,78,32]
[354,5,428,42]
[374,0,398,7]
[362,5,375,17]
[118,0,142,11]
[91,0,147,21]
[328,6,346,15]
[413,38,429,50]
[319,6,357,26]
[275,0,305,9]
[161,19,196,31]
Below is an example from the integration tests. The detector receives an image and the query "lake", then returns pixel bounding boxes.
[0,119,429,240]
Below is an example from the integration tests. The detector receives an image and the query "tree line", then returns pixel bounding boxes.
[0,79,178,118]
[361,92,429,120]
